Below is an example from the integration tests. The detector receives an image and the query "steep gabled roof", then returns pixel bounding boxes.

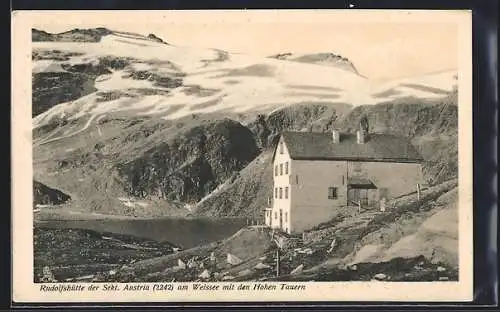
[280,131,423,163]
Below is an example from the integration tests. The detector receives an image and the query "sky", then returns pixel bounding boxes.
[31,10,463,80]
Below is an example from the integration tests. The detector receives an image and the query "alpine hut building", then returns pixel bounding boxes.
[264,118,424,234]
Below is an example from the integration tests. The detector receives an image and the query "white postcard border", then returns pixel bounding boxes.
[11,10,473,303]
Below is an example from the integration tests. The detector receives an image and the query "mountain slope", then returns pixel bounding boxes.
[195,94,458,218]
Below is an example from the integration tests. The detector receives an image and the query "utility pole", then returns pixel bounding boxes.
[273,238,281,277]
[275,248,280,277]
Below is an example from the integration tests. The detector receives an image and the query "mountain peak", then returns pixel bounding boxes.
[147,33,169,45]
[268,52,362,77]
[32,27,113,42]
[32,28,170,46]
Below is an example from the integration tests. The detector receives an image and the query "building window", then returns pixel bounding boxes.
[275,187,278,199]
[285,212,288,222]
[274,212,277,219]
[275,165,278,176]
[279,164,283,175]
[285,187,289,199]
[296,175,299,184]
[279,142,284,154]
[328,187,338,199]
[285,162,289,174]
[352,162,362,173]
[279,187,283,199]
[342,175,345,185]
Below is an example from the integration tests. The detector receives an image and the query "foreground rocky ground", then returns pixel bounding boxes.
[34,227,177,282]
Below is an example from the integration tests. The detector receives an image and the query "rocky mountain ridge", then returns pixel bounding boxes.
[33,180,71,206]
[268,52,363,76]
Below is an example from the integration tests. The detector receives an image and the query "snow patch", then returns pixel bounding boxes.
[33,32,457,126]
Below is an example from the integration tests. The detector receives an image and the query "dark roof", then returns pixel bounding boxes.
[280,131,423,163]
[347,177,377,189]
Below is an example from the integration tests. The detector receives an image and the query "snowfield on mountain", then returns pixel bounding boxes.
[32,29,457,128]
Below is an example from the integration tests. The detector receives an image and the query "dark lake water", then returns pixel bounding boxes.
[36,218,247,249]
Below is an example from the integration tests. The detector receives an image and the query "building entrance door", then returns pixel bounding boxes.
[348,188,369,206]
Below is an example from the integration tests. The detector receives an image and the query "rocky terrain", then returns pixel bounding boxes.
[33,27,114,42]
[33,180,71,207]
[34,227,177,282]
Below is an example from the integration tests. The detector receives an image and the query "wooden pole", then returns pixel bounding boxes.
[275,248,280,277]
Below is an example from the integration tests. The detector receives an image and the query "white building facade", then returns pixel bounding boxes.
[265,128,424,235]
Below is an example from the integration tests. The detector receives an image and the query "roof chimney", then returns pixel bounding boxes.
[357,115,369,144]
[356,130,365,144]
[360,116,369,132]
[332,129,340,143]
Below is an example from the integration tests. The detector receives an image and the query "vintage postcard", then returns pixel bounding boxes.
[12,10,473,303]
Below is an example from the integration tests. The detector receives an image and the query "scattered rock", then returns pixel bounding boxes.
[290,264,304,275]
[327,239,337,253]
[295,248,313,255]
[436,266,446,272]
[177,259,186,270]
[237,269,253,276]
[373,273,387,281]
[199,269,211,279]
[227,253,243,265]
[254,262,271,270]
